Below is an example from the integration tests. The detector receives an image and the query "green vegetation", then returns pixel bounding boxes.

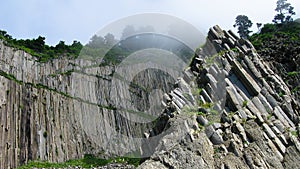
[0,29,121,63]
[0,70,120,112]
[191,87,202,97]
[273,0,296,24]
[242,100,248,107]
[197,123,204,130]
[291,86,300,93]
[233,15,253,38]
[205,51,223,67]
[228,111,235,118]
[199,102,213,109]
[230,47,239,53]
[248,0,299,63]
[287,71,299,77]
[267,113,273,120]
[182,106,199,116]
[0,70,23,85]
[17,154,141,169]
[197,111,205,116]
[185,101,220,126]
[291,130,298,137]
[249,22,300,51]
[278,92,284,97]
[247,1,299,100]
[241,118,247,125]
[0,30,83,62]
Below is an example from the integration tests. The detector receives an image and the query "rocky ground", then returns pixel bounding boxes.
[30,163,135,169]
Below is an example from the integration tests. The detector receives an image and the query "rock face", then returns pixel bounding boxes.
[0,25,300,169]
[0,41,180,168]
[139,25,300,168]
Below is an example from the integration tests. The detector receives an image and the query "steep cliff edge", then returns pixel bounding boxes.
[0,40,180,168]
[0,25,300,169]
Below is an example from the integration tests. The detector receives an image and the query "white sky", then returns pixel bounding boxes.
[0,0,299,45]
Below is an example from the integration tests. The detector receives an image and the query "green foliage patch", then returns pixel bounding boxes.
[0,30,82,62]
[17,154,141,169]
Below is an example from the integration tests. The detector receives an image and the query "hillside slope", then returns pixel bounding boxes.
[250,22,300,105]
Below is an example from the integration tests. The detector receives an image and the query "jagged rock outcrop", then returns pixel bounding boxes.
[139,25,300,169]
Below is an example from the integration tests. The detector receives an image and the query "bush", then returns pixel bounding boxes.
[0,30,83,62]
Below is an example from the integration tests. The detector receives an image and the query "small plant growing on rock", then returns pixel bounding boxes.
[267,113,273,120]
[231,47,239,53]
[197,111,205,116]
[181,106,198,116]
[242,100,248,107]
[291,86,300,93]
[278,92,284,97]
[291,130,299,137]
[241,118,247,126]
[191,87,202,97]
[287,71,299,77]
[201,102,213,109]
[197,123,204,131]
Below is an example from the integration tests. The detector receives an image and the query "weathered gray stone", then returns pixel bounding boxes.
[212,123,222,129]
[273,120,285,133]
[252,96,269,116]
[196,115,208,126]
[200,88,213,103]
[137,160,167,169]
[278,134,288,146]
[226,86,242,111]
[205,73,218,90]
[224,30,237,42]
[262,123,276,139]
[283,146,300,169]
[205,125,215,138]
[210,130,224,145]
[238,110,248,119]
[231,60,261,96]
[257,93,273,113]
[271,126,281,135]
[274,106,295,128]
[182,68,194,84]
[273,137,286,154]
[228,30,240,40]
[246,101,265,124]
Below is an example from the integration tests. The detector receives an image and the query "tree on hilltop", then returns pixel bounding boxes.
[233,15,253,38]
[273,0,296,24]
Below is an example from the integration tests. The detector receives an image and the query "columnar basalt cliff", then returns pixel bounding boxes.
[0,41,180,168]
[0,25,300,169]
